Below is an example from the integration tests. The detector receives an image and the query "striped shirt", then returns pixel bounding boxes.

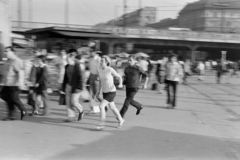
[97,67,116,93]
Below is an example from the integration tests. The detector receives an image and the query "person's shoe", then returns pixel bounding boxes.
[29,111,39,116]
[118,119,125,128]
[21,111,26,120]
[63,118,75,122]
[78,111,85,121]
[96,125,105,130]
[2,117,16,121]
[136,106,143,115]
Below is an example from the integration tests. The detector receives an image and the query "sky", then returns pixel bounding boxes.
[10,0,198,26]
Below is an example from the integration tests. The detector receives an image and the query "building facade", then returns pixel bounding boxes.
[95,7,157,27]
[0,0,11,48]
[146,18,178,29]
[178,0,240,33]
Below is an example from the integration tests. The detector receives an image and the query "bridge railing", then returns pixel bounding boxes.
[11,21,240,43]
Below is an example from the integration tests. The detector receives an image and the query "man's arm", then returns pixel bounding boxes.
[137,66,149,89]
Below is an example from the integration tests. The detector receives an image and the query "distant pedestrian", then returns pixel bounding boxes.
[96,56,124,130]
[197,60,205,81]
[156,57,168,93]
[120,55,149,118]
[0,46,26,120]
[183,59,191,83]
[215,60,223,84]
[165,54,183,109]
[29,55,51,116]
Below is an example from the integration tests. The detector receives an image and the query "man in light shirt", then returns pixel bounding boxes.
[0,47,27,120]
[88,44,101,112]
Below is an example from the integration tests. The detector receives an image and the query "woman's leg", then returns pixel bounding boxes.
[109,102,123,122]
[98,99,110,127]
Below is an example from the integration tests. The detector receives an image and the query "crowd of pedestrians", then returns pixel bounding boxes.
[0,43,240,130]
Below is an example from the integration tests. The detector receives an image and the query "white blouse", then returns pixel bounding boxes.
[97,67,116,93]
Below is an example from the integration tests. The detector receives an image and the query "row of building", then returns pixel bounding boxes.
[96,0,240,33]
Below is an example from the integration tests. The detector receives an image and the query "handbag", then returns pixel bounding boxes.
[59,93,66,105]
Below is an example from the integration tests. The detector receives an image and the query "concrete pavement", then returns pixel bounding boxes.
[0,73,240,160]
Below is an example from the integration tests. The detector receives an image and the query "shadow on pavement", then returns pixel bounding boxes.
[45,126,240,160]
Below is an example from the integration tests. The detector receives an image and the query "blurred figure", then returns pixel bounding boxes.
[197,60,205,80]
[183,59,191,84]
[165,54,183,109]
[215,60,223,84]
[55,49,67,89]
[120,55,149,119]
[30,55,50,116]
[61,49,84,122]
[1,46,26,120]
[88,43,101,112]
[156,57,168,93]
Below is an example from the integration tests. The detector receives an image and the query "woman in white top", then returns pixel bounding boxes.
[96,55,124,130]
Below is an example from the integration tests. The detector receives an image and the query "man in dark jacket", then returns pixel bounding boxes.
[120,55,149,119]
[62,50,84,122]
[30,55,50,116]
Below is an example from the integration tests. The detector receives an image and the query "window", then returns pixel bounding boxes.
[205,11,214,17]
[224,13,232,18]
[226,21,232,27]
[232,13,238,18]
[217,12,222,18]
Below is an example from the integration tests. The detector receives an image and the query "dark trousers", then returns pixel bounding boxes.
[166,80,178,107]
[1,86,26,117]
[32,90,50,115]
[183,72,191,82]
[216,72,222,84]
[120,88,142,118]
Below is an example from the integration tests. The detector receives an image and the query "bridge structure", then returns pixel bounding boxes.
[12,21,240,61]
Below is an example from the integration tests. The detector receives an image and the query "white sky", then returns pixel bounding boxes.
[10,0,197,26]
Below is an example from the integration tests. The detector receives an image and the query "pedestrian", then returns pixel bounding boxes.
[0,46,26,120]
[165,54,183,109]
[215,60,223,84]
[156,57,168,93]
[120,55,149,118]
[29,55,51,116]
[183,59,191,84]
[55,49,67,89]
[88,44,101,112]
[61,49,84,122]
[96,55,124,130]
[197,60,205,80]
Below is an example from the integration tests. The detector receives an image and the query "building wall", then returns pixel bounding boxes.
[0,0,11,47]
[178,8,240,33]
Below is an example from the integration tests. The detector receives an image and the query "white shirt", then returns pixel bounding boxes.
[138,60,148,71]
[97,66,116,93]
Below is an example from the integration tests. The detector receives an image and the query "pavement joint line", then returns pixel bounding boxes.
[186,83,240,160]
[204,83,240,98]
[186,83,240,121]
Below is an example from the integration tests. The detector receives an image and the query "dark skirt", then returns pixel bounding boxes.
[103,92,116,102]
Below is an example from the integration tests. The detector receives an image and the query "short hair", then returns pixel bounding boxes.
[37,55,46,63]
[102,55,111,66]
[68,49,77,54]
[168,53,177,59]
[5,46,15,52]
[75,54,82,60]
[128,55,136,60]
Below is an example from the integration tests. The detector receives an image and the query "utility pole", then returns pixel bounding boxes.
[114,6,118,26]
[28,0,32,28]
[65,0,69,27]
[139,0,142,9]
[18,0,22,28]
